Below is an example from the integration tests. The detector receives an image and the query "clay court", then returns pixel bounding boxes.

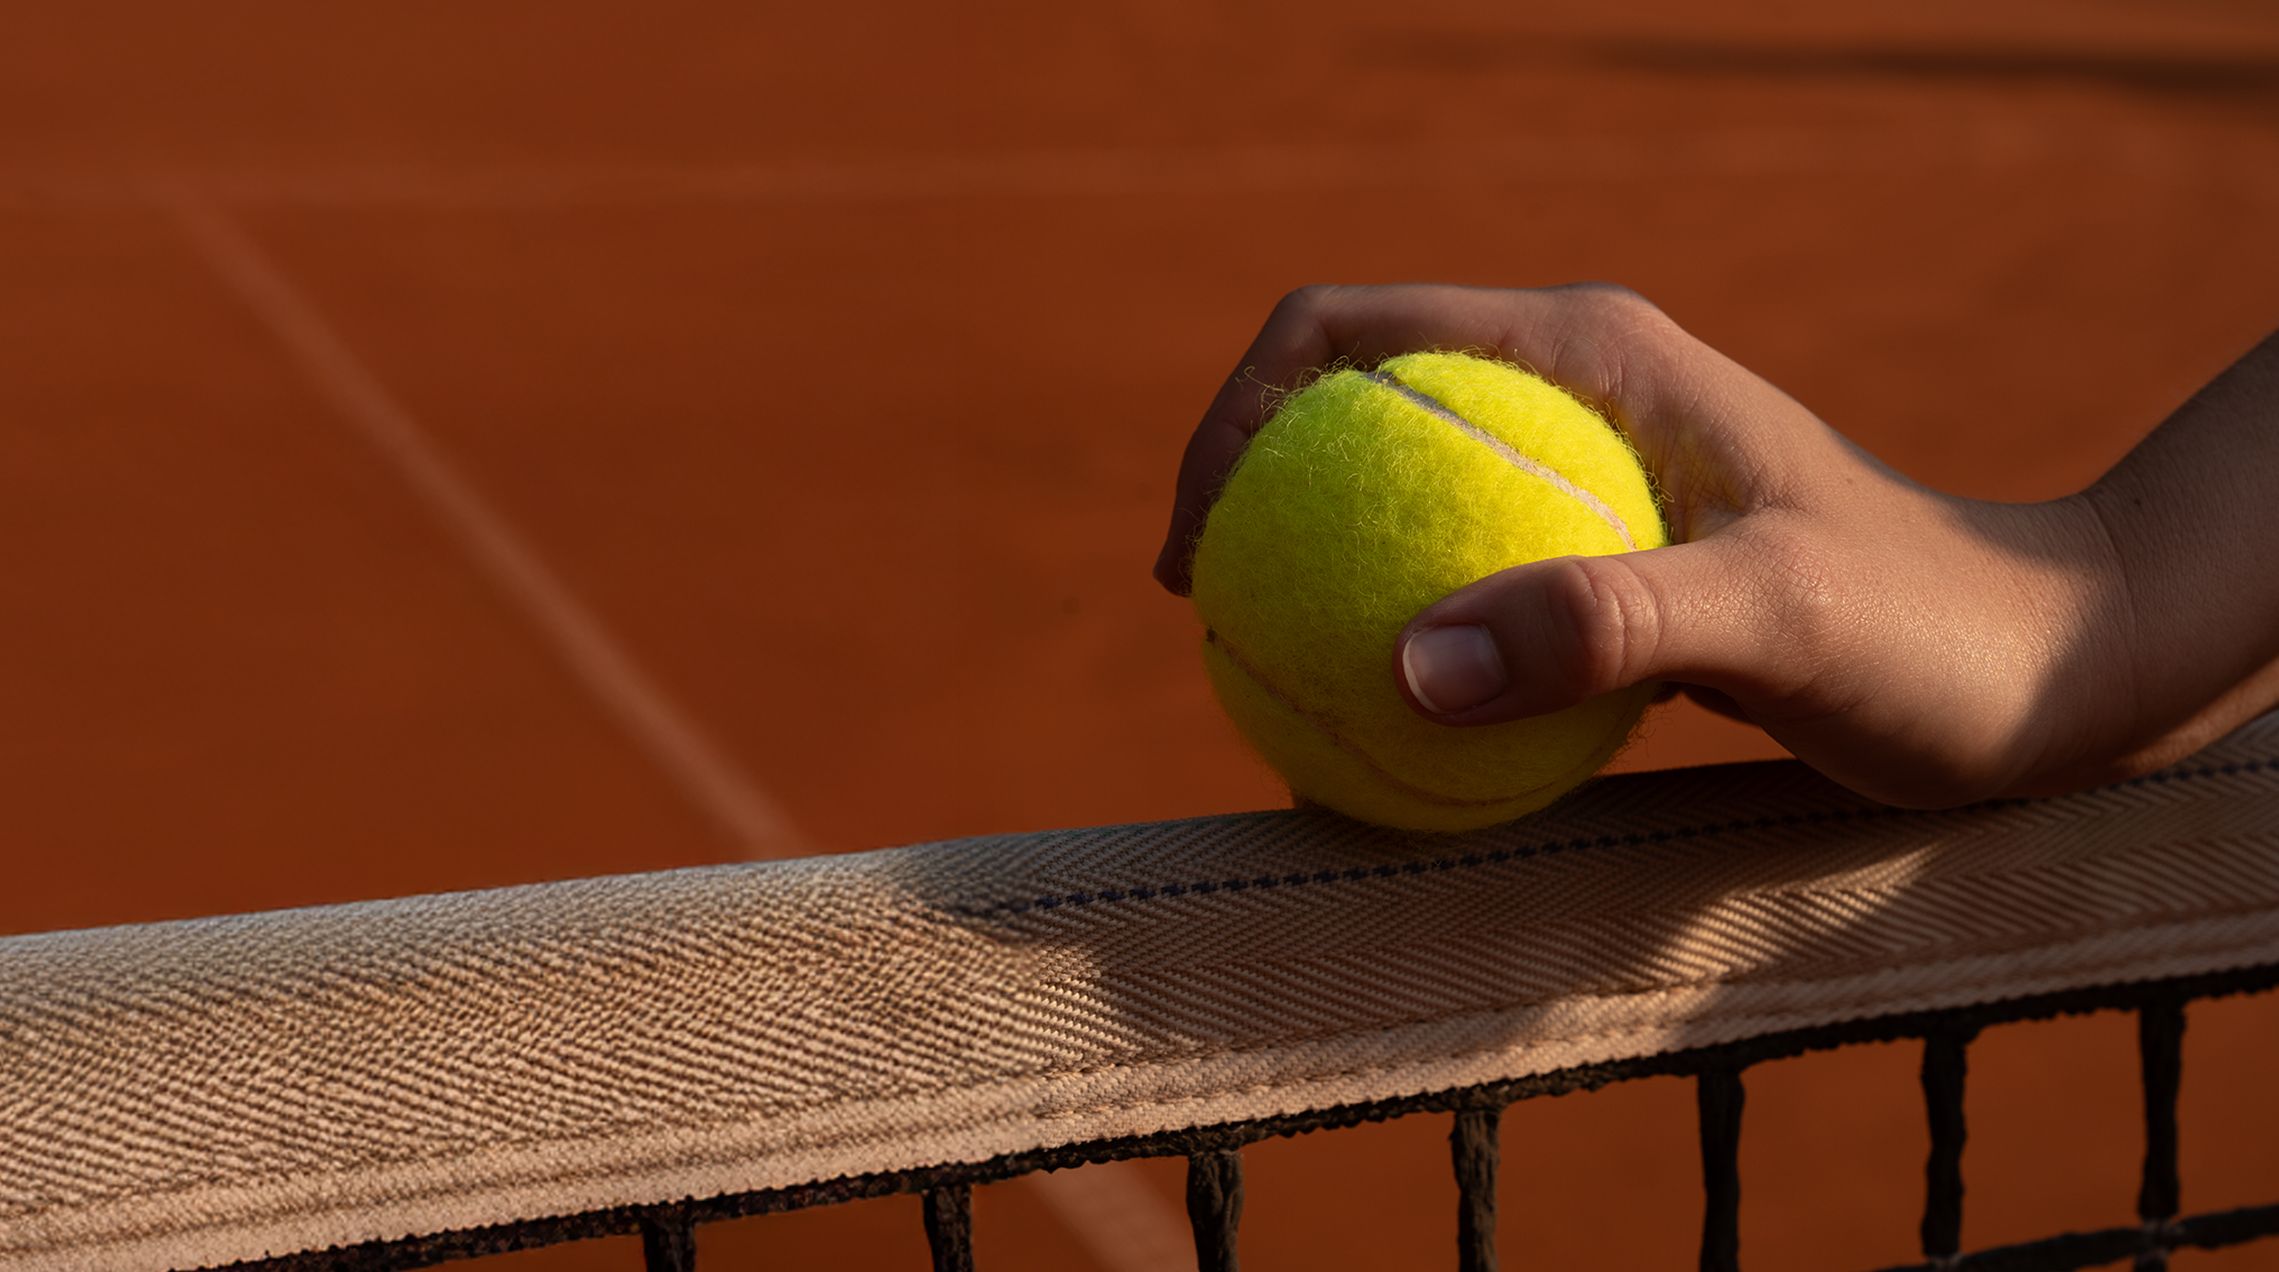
[5,0,2278,1267]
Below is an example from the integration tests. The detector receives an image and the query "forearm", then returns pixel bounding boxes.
[2082,330,2279,760]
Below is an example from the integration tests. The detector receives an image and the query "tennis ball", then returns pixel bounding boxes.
[1189,351,1667,832]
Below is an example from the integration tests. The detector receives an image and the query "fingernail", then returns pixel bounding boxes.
[1401,625,1508,714]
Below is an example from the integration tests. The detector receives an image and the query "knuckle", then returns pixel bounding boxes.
[1559,281,1665,325]
[1544,283,1684,405]
[1542,555,1660,697]
[1274,283,1337,317]
[1604,295,1682,358]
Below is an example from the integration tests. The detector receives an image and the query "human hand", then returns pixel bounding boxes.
[1156,283,2152,809]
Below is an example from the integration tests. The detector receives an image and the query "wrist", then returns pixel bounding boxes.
[2021,488,2149,786]
[1991,491,2146,793]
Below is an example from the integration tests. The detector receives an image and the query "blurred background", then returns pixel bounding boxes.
[4,0,2276,1267]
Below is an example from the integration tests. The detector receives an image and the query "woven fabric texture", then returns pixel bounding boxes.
[7,713,2279,1271]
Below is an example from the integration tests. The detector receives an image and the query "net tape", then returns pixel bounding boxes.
[5,713,2278,1271]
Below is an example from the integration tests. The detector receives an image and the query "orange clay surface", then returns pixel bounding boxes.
[4,1,2278,1267]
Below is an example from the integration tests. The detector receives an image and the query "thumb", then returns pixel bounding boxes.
[1393,540,1776,724]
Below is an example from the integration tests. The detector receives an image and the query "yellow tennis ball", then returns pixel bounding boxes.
[1190,350,1667,832]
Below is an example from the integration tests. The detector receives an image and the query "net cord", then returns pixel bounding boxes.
[204,964,2279,1272]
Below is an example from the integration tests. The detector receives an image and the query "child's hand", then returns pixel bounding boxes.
[1156,284,2279,808]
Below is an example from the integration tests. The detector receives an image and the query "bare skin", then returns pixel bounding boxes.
[1154,283,2279,810]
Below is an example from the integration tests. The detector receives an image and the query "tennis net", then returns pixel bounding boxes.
[7,713,2279,1272]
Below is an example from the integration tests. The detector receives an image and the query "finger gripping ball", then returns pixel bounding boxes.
[1190,351,1667,831]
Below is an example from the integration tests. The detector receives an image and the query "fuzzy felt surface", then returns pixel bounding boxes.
[1191,351,1668,831]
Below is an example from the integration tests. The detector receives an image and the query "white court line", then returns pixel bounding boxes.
[162,188,805,857]
[163,188,1198,1272]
